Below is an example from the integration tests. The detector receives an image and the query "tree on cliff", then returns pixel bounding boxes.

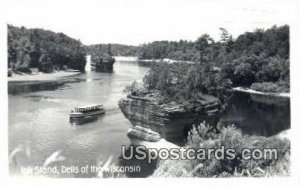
[194,34,212,63]
[107,43,112,56]
[219,27,230,43]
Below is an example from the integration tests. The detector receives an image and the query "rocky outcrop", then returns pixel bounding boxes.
[119,92,223,142]
[127,126,161,142]
[91,56,115,72]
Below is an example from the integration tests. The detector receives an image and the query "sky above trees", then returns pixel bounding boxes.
[1,0,296,45]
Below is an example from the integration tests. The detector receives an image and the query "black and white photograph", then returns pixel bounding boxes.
[0,0,300,185]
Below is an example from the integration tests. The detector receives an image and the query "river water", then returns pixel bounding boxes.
[8,60,150,177]
[8,59,290,178]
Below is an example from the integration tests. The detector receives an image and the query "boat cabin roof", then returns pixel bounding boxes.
[75,104,103,111]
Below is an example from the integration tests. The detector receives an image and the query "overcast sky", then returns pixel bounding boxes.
[1,0,296,45]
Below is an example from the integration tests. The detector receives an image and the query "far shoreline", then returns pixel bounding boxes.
[8,70,81,82]
[233,87,290,98]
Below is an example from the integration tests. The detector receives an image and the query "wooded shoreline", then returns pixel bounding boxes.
[232,87,290,98]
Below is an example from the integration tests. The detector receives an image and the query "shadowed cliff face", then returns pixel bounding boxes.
[118,92,223,143]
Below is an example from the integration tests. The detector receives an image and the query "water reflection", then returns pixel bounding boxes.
[8,78,82,95]
[8,81,65,95]
[118,145,158,178]
[70,116,100,125]
[219,91,290,137]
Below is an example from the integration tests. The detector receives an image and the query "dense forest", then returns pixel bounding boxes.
[7,25,136,75]
[137,26,289,62]
[7,25,86,74]
[87,44,140,57]
[8,24,289,93]
[129,25,289,95]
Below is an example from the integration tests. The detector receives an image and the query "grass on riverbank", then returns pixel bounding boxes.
[152,122,290,177]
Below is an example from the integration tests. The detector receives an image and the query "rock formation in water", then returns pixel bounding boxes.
[127,125,161,142]
[87,44,116,72]
[119,91,223,142]
[91,56,115,72]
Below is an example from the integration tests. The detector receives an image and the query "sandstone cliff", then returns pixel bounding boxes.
[119,91,223,142]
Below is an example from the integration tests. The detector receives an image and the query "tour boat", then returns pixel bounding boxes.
[70,104,105,119]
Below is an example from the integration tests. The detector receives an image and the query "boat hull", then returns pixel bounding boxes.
[69,110,105,118]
